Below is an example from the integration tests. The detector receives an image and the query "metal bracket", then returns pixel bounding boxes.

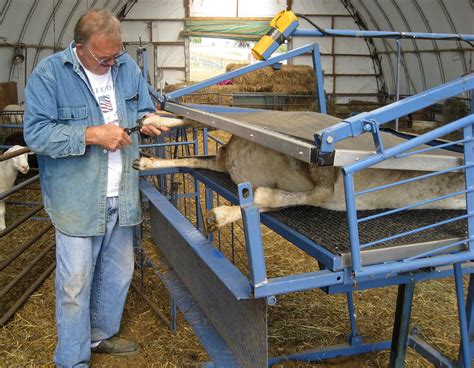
[363,119,385,155]
[347,333,364,345]
[238,183,268,290]
[238,182,254,208]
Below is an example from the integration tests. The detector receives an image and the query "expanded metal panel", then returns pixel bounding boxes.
[203,169,464,245]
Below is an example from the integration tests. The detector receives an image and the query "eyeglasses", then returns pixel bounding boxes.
[86,45,126,66]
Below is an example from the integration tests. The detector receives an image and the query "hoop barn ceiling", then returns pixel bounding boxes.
[0,0,472,100]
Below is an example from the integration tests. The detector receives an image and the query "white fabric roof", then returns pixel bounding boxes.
[0,0,471,102]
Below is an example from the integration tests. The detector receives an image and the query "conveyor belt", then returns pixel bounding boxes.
[196,169,467,268]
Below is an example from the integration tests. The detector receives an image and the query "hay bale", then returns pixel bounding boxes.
[226,63,315,95]
[411,120,439,131]
[443,98,468,123]
[164,63,317,108]
[164,82,195,93]
[179,85,241,105]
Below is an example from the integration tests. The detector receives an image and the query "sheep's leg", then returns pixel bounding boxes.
[205,205,273,233]
[253,185,334,208]
[132,156,226,172]
[206,185,334,230]
[142,115,203,129]
[134,143,228,172]
[0,200,5,231]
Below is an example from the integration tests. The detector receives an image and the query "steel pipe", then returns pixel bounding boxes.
[0,241,55,299]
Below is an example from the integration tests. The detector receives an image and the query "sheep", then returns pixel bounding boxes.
[0,145,30,231]
[2,131,38,168]
[132,115,465,231]
[2,104,24,124]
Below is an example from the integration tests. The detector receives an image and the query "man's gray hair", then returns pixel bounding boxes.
[74,8,122,45]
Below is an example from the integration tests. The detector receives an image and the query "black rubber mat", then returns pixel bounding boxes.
[195,169,467,254]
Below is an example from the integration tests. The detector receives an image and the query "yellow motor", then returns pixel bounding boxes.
[252,10,299,60]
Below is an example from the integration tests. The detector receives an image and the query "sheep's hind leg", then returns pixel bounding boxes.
[132,156,225,172]
[253,185,333,209]
[206,185,333,230]
[205,205,273,233]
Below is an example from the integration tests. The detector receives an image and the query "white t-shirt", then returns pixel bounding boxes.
[74,48,122,197]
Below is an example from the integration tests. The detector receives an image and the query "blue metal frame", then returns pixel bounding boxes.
[316,74,474,154]
[293,28,474,42]
[137,25,474,366]
[161,43,326,114]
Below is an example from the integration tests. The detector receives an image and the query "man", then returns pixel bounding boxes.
[24,9,167,367]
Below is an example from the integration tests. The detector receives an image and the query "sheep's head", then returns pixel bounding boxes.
[6,145,29,174]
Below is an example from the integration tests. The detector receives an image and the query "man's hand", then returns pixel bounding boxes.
[138,113,170,136]
[86,124,132,151]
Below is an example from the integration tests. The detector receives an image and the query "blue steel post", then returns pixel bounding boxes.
[311,43,327,114]
[205,187,214,243]
[463,121,474,251]
[202,126,211,238]
[346,292,362,345]
[454,262,472,367]
[465,274,474,360]
[192,129,204,231]
[238,183,268,290]
[389,282,415,368]
[141,47,148,85]
[202,127,209,155]
[342,172,362,274]
[457,273,474,366]
[395,40,401,131]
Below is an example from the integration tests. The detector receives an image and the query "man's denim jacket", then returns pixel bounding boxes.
[24,42,155,236]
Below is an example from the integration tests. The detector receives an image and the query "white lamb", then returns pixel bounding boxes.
[0,145,30,231]
[133,115,465,231]
[2,104,24,124]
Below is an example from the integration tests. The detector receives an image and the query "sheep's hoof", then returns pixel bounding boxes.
[205,206,241,232]
[132,157,155,171]
[204,210,219,233]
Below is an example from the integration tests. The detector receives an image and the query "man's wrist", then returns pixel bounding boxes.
[85,126,97,145]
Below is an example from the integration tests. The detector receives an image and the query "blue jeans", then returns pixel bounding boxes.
[54,197,135,367]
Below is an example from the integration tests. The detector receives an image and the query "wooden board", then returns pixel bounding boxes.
[0,82,18,110]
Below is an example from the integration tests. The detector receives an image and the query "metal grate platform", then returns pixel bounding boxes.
[195,169,467,267]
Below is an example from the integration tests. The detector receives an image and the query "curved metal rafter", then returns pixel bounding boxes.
[342,0,388,97]
[8,0,40,81]
[115,0,138,20]
[412,0,446,84]
[367,0,417,94]
[31,0,63,70]
[437,0,469,74]
[352,0,395,91]
[54,0,82,50]
[355,0,416,95]
[111,0,129,14]
[0,0,12,24]
[389,0,427,91]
